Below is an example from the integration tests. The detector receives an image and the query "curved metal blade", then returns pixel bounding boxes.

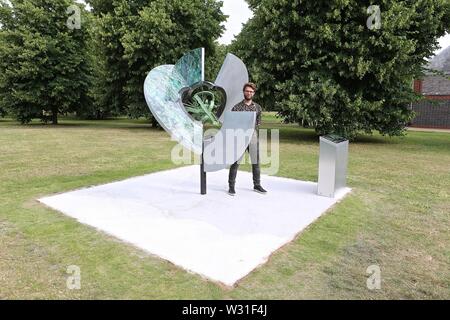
[214,54,249,123]
[144,65,203,155]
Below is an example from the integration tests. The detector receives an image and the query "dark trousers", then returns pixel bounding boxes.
[228,131,261,187]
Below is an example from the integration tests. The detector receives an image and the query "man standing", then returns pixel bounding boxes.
[228,82,268,196]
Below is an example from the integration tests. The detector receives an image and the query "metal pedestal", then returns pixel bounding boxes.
[317,135,349,198]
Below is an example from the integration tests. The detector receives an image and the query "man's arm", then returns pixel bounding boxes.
[256,104,262,126]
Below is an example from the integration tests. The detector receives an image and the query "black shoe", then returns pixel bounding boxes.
[228,186,236,196]
[254,185,267,194]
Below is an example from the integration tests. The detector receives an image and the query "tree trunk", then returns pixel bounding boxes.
[52,108,58,125]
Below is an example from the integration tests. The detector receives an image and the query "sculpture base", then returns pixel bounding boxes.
[39,165,351,286]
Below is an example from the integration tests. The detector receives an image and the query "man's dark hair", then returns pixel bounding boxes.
[243,82,257,92]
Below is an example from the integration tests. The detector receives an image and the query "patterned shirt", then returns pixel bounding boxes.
[231,100,262,127]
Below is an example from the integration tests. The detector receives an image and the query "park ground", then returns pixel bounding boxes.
[0,113,449,299]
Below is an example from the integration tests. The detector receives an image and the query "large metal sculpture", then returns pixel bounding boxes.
[144,48,256,194]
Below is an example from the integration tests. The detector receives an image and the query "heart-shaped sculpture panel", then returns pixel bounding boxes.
[144,48,253,164]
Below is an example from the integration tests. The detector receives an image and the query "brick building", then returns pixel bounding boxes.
[411,45,450,129]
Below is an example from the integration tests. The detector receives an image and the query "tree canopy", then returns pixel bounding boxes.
[231,0,450,138]
[1,0,449,137]
[87,0,226,121]
[0,0,92,124]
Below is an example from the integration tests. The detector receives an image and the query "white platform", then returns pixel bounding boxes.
[39,165,351,286]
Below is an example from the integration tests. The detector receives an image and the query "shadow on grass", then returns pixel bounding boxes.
[352,134,399,144]
[1,118,165,132]
[275,126,395,145]
[278,127,319,143]
[49,122,157,131]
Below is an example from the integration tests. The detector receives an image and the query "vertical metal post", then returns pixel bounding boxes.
[200,131,207,195]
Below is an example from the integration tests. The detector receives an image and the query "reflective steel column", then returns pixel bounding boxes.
[317,135,349,198]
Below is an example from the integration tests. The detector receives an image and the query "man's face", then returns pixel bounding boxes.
[244,87,255,101]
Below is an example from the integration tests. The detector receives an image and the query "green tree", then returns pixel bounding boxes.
[84,0,131,120]
[88,0,226,122]
[0,0,92,124]
[232,0,450,139]
[205,42,229,81]
[76,13,119,120]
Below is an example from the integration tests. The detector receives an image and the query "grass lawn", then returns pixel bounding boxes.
[0,113,449,299]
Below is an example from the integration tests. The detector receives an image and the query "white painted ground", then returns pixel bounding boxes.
[38,165,351,286]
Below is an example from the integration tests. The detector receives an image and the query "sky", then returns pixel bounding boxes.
[218,0,253,45]
[436,34,450,55]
